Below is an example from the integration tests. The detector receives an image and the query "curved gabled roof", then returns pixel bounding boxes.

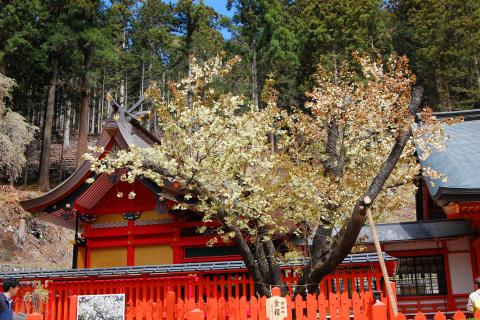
[20,128,114,213]
[20,107,164,229]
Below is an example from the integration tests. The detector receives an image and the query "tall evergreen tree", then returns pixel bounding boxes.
[257,0,299,107]
[0,0,49,124]
[171,0,225,108]
[68,0,112,167]
[294,0,392,100]
[227,0,262,107]
[390,0,480,110]
[38,0,76,191]
[228,0,299,107]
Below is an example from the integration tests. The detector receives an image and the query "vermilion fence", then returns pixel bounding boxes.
[22,287,478,320]
[12,267,385,320]
[122,288,379,320]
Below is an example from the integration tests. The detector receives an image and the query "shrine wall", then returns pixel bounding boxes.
[90,247,128,267]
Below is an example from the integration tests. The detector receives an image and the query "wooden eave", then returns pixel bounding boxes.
[20,128,116,212]
[20,109,190,222]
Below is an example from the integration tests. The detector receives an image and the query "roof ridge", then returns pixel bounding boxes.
[364,218,468,227]
[432,109,480,121]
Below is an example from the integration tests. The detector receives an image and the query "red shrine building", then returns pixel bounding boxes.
[357,109,480,314]
[20,106,238,268]
[4,107,480,315]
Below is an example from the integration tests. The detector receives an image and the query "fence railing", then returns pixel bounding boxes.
[123,287,380,320]
[12,267,385,320]
[21,286,477,320]
[23,286,382,320]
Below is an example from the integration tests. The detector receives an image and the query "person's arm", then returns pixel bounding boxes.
[468,294,474,313]
[0,298,5,313]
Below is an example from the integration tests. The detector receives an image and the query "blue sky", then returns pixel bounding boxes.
[203,0,233,18]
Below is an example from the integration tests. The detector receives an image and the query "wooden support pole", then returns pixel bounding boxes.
[364,196,398,316]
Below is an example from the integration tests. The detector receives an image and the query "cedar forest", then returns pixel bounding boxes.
[1,0,479,187]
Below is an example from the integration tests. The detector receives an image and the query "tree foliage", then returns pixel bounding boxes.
[0,74,36,182]
[86,53,445,296]
[390,0,480,109]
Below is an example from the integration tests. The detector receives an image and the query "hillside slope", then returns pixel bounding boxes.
[0,186,73,271]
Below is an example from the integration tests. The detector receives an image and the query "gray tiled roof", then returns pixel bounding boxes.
[417,110,480,204]
[357,219,473,243]
[0,253,395,281]
[117,117,152,148]
[421,120,480,193]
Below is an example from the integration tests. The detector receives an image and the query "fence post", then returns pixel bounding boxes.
[395,313,407,320]
[188,308,204,320]
[372,300,387,320]
[414,312,426,320]
[166,291,175,320]
[26,314,43,320]
[452,310,466,320]
[271,287,281,297]
[69,295,78,320]
[474,310,480,320]
[434,311,446,320]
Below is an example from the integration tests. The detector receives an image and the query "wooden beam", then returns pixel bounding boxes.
[364,196,398,316]
[128,95,146,113]
[88,237,175,248]
[85,224,176,238]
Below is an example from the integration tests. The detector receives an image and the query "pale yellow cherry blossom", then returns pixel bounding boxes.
[87,54,450,295]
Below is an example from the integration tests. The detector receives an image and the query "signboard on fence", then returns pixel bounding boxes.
[77,294,125,320]
[266,296,288,320]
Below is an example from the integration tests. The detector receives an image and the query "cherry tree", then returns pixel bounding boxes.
[86,53,447,296]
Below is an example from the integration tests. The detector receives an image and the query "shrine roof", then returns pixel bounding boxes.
[417,109,480,206]
[19,106,163,228]
[357,219,473,243]
[0,253,396,281]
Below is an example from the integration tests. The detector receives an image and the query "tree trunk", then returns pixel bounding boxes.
[99,69,105,130]
[474,53,480,90]
[23,144,30,186]
[232,230,272,297]
[435,75,451,111]
[294,86,425,296]
[141,61,145,99]
[120,80,126,107]
[0,52,6,75]
[90,90,96,134]
[76,47,92,168]
[63,95,71,149]
[125,75,128,108]
[54,86,62,134]
[59,93,71,182]
[38,58,58,192]
[251,38,259,108]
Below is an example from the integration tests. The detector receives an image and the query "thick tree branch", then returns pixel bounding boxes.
[324,119,338,175]
[254,238,271,282]
[263,239,287,295]
[232,229,271,297]
[298,86,424,294]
